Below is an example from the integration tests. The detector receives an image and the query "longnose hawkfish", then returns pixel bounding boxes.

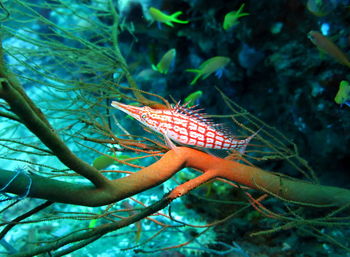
[111,101,258,153]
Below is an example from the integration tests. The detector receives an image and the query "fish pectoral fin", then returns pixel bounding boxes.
[186,69,202,85]
[190,74,202,85]
[165,21,174,27]
[151,64,159,72]
[163,131,177,150]
[214,68,224,79]
[170,11,189,24]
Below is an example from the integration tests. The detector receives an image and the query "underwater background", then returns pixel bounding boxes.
[0,0,349,256]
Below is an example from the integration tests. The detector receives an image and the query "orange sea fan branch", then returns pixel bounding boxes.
[1,147,350,209]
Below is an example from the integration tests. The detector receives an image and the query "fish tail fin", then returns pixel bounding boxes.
[186,69,201,85]
[171,11,189,24]
[151,64,159,72]
[173,19,189,24]
[190,74,201,85]
[171,11,183,18]
[238,127,263,154]
[237,3,245,13]
[152,63,167,74]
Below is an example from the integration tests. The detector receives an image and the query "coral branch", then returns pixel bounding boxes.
[0,73,109,189]
[168,148,350,207]
[1,148,349,208]
[0,201,53,240]
[7,196,172,257]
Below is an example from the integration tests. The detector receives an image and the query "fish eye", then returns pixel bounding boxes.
[141,113,147,119]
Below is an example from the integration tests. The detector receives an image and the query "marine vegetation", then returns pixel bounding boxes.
[0,0,349,256]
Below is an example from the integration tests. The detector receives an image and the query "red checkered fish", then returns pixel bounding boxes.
[111,101,258,153]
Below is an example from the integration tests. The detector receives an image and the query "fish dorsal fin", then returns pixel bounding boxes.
[172,102,250,139]
[174,102,252,139]
[173,101,219,127]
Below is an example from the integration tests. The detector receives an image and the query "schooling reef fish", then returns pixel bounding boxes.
[152,48,176,74]
[184,90,203,106]
[111,101,257,153]
[308,30,350,68]
[186,56,230,85]
[335,80,350,107]
[223,3,249,31]
[149,7,189,27]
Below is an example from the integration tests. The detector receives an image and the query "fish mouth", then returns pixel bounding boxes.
[111,101,128,110]
[111,101,143,118]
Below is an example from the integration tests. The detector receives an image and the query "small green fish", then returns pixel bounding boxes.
[308,31,350,68]
[92,154,138,170]
[149,7,189,27]
[306,0,333,17]
[334,80,350,107]
[88,218,98,229]
[223,3,249,31]
[186,56,230,85]
[152,48,176,74]
[92,154,115,170]
[184,90,203,106]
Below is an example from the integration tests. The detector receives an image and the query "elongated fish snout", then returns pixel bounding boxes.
[111,101,125,109]
[111,101,144,118]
